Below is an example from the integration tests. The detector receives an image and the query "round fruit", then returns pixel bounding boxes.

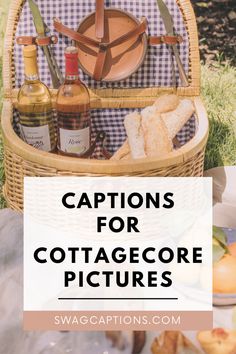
[213,254,236,293]
[228,242,236,257]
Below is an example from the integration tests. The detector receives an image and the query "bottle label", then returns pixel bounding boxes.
[20,124,51,152]
[59,127,90,155]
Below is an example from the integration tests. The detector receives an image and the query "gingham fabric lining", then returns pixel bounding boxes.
[91,109,196,158]
[14,0,189,89]
[13,109,196,159]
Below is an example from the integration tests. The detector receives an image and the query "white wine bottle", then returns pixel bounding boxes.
[18,45,56,152]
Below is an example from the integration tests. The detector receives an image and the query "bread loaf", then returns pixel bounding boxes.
[151,331,200,354]
[111,96,195,161]
[111,140,130,161]
[162,99,195,139]
[124,112,146,159]
[141,105,158,121]
[142,112,173,157]
[121,153,132,160]
[154,94,180,113]
[141,94,180,121]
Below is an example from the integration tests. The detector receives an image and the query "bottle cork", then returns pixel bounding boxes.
[23,45,38,78]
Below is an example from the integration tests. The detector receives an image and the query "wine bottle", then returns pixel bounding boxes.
[18,45,56,152]
[56,46,91,157]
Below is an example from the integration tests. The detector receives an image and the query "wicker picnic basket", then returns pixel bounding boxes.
[1,0,208,212]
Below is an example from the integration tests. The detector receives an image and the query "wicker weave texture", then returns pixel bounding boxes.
[3,146,205,212]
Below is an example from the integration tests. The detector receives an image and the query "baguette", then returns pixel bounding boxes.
[124,112,146,159]
[141,94,179,121]
[121,152,132,160]
[153,94,180,113]
[141,105,158,121]
[110,140,130,161]
[112,97,193,161]
[151,331,200,354]
[162,99,195,139]
[142,112,173,157]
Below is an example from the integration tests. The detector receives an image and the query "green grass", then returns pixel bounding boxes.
[201,64,236,170]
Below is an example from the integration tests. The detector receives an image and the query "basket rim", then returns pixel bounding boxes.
[2,0,201,98]
[1,97,209,174]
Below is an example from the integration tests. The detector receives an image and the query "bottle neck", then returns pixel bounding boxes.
[24,55,39,82]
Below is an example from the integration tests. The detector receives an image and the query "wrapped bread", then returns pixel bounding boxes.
[142,112,173,157]
[141,94,179,121]
[197,328,236,354]
[121,153,132,160]
[141,105,158,121]
[162,99,195,139]
[153,94,180,113]
[111,95,195,161]
[151,331,200,354]
[124,112,146,159]
[111,140,130,161]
